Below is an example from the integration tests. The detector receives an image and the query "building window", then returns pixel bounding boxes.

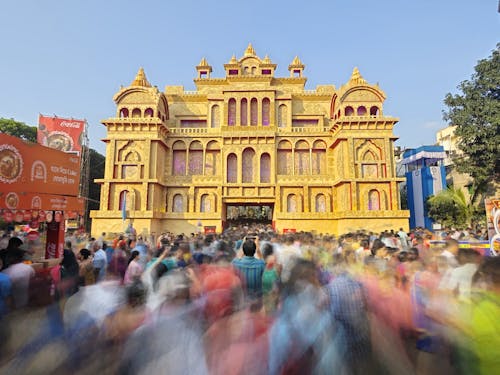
[277,140,293,175]
[294,140,310,175]
[228,99,236,126]
[370,106,379,116]
[250,98,258,125]
[345,106,354,116]
[287,194,298,213]
[368,190,380,210]
[240,98,248,126]
[119,108,129,118]
[262,98,270,126]
[205,141,220,176]
[229,69,238,75]
[262,69,271,75]
[200,194,210,212]
[242,148,255,183]
[227,153,237,183]
[315,194,326,212]
[260,153,271,183]
[211,105,220,128]
[173,194,184,212]
[357,106,367,116]
[132,108,141,118]
[144,108,154,117]
[188,141,203,175]
[172,141,187,176]
[119,190,129,211]
[312,140,327,174]
[278,104,287,127]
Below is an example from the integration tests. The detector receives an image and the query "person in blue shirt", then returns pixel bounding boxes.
[232,239,265,299]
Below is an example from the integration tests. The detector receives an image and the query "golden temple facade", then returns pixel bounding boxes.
[90,44,409,236]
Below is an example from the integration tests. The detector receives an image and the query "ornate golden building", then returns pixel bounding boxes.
[91,44,409,236]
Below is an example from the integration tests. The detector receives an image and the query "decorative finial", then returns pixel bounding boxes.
[198,57,209,67]
[229,54,238,64]
[244,43,256,57]
[262,54,272,64]
[131,67,151,87]
[289,56,304,68]
[349,67,367,85]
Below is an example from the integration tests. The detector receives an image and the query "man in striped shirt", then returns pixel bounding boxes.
[232,239,266,299]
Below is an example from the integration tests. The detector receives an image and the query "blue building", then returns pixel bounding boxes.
[401,146,446,229]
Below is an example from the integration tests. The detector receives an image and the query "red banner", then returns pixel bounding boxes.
[0,133,80,196]
[38,115,85,155]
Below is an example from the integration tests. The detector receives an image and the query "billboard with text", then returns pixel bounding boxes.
[38,115,85,155]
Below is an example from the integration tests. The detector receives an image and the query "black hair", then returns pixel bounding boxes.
[370,239,385,256]
[262,243,274,260]
[79,248,91,260]
[242,239,256,257]
[128,250,140,265]
[126,280,148,307]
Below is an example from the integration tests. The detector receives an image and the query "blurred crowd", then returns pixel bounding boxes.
[0,224,498,374]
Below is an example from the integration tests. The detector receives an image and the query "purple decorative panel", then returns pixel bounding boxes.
[173,150,186,176]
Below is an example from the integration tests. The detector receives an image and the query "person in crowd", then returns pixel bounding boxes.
[78,248,95,286]
[2,248,34,309]
[124,250,143,285]
[261,243,279,314]
[232,239,266,299]
[0,237,23,270]
[92,241,107,282]
[58,247,80,298]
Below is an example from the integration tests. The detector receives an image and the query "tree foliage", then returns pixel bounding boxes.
[427,187,484,228]
[0,118,37,142]
[443,44,500,203]
[88,148,105,212]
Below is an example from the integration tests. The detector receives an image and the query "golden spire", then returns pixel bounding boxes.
[244,43,256,57]
[131,67,151,87]
[262,54,272,64]
[198,57,209,67]
[349,67,367,85]
[229,54,238,64]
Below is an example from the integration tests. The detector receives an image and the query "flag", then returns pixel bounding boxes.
[121,192,127,221]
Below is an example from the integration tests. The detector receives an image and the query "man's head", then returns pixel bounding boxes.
[445,239,459,255]
[65,240,72,250]
[242,239,256,257]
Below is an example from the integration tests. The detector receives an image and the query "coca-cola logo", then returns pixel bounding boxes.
[60,121,81,129]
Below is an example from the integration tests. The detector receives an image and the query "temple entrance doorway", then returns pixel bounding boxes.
[223,203,274,230]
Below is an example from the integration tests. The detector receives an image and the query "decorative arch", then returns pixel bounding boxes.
[200,194,210,212]
[211,105,220,128]
[173,194,184,213]
[228,99,236,126]
[368,190,380,211]
[278,104,288,127]
[131,108,141,118]
[240,98,248,125]
[277,140,293,175]
[287,194,298,213]
[119,190,129,211]
[356,140,382,161]
[260,153,271,183]
[172,140,187,176]
[124,151,141,162]
[340,86,385,102]
[370,106,379,116]
[144,108,154,117]
[262,98,270,126]
[357,106,367,116]
[315,194,327,213]
[189,141,203,175]
[295,140,310,175]
[242,148,255,183]
[312,140,327,174]
[227,153,237,183]
[345,106,354,116]
[250,98,258,125]
[329,93,338,119]
[205,140,220,176]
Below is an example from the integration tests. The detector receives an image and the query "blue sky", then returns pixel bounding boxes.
[1,0,498,155]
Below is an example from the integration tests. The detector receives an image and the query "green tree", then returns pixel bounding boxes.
[0,118,37,142]
[443,44,500,204]
[427,187,483,228]
[87,148,105,213]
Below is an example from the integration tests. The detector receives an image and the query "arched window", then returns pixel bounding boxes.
[251,67,257,75]
[242,148,255,183]
[172,141,187,176]
[228,99,236,126]
[345,106,354,116]
[277,140,293,174]
[119,190,129,211]
[315,194,326,213]
[173,194,184,212]
[211,105,220,128]
[200,194,210,212]
[262,98,270,126]
[188,141,203,175]
[312,140,327,174]
[287,194,297,213]
[227,153,237,183]
[131,108,141,118]
[250,98,258,125]
[370,106,379,116]
[337,109,341,118]
[260,153,271,183]
[278,104,287,127]
[294,140,310,175]
[240,98,248,126]
[368,190,380,211]
[205,141,220,176]
[357,106,367,116]
[144,108,154,117]
[119,108,129,118]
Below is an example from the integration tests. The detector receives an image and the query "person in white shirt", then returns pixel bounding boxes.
[439,248,480,301]
[2,248,34,309]
[440,239,459,268]
[92,242,108,282]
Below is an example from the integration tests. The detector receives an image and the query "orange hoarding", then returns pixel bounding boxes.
[0,192,84,212]
[38,115,85,155]
[0,133,80,196]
